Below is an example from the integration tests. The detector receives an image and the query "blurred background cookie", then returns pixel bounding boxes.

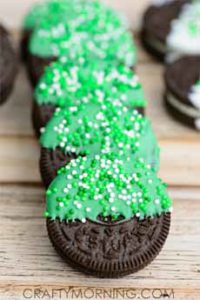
[0,24,18,105]
[164,56,200,130]
[141,0,200,62]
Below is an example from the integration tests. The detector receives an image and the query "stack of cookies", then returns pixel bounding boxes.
[22,0,172,277]
[142,0,200,130]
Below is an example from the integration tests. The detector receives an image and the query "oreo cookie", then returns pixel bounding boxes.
[164,56,200,130]
[44,155,172,277]
[25,0,136,86]
[39,104,159,188]
[33,57,146,136]
[47,213,171,278]
[0,24,17,104]
[141,0,200,61]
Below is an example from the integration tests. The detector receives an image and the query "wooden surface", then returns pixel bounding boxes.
[0,34,200,300]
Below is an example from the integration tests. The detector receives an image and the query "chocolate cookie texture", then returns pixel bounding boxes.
[24,0,136,86]
[0,24,17,104]
[47,213,171,277]
[33,56,146,135]
[45,155,172,277]
[165,56,200,129]
[141,0,187,60]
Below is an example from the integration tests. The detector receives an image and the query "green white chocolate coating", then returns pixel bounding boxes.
[40,103,160,171]
[23,0,93,30]
[44,154,172,222]
[167,1,200,57]
[189,79,200,110]
[35,57,146,108]
[29,1,136,66]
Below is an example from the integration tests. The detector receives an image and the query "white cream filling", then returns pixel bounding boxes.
[144,33,167,54]
[194,118,200,130]
[166,91,200,130]
[166,90,200,118]
[188,81,200,109]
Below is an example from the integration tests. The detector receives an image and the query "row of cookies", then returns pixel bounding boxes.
[22,0,172,277]
[142,0,200,130]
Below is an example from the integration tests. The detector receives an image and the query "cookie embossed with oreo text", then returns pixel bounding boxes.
[45,154,172,277]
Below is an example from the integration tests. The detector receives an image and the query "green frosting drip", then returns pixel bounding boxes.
[40,102,160,171]
[45,155,172,222]
[29,0,136,66]
[35,57,146,108]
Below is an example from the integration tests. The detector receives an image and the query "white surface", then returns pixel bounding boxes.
[0,0,151,30]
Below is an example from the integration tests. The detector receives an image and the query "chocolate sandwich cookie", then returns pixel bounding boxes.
[0,24,17,104]
[45,155,172,277]
[141,0,200,61]
[40,103,159,187]
[164,56,200,129]
[26,0,136,86]
[141,0,188,60]
[33,57,146,136]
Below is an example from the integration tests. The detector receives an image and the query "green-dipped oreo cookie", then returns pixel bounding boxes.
[40,101,159,187]
[26,0,136,85]
[33,56,146,135]
[46,154,172,277]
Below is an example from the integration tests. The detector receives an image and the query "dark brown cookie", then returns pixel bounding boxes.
[164,56,200,130]
[40,148,77,188]
[0,24,18,104]
[20,29,32,62]
[141,0,188,60]
[32,102,56,137]
[47,212,171,278]
[26,53,55,87]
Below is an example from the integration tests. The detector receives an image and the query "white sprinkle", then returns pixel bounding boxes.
[40,127,45,133]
